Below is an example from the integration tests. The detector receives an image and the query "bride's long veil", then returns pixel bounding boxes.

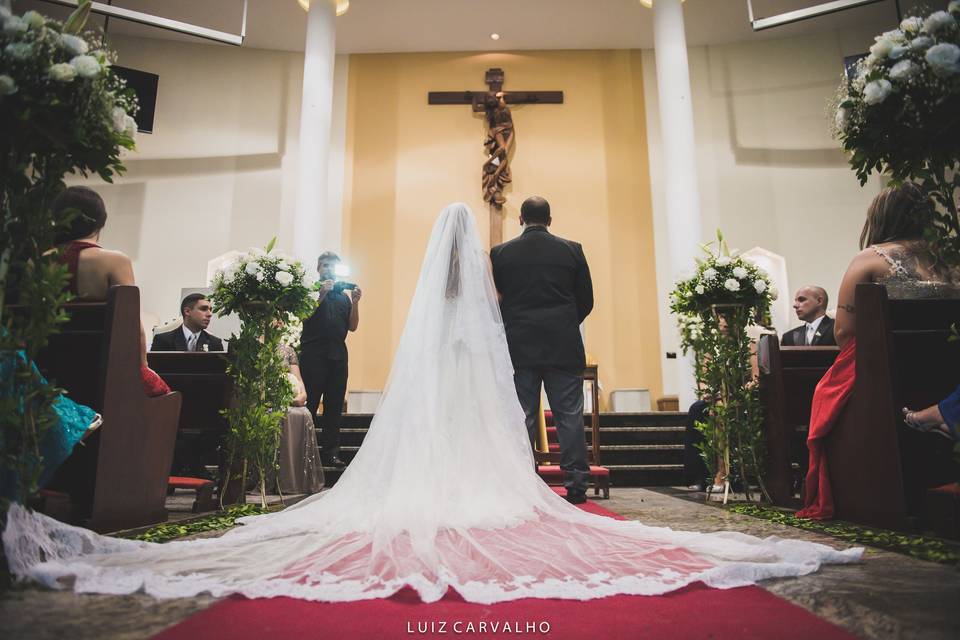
[3,204,861,604]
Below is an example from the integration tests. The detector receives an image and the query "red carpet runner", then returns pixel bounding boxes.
[152,493,856,640]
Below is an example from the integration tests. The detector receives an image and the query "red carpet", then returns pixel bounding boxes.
[152,493,856,640]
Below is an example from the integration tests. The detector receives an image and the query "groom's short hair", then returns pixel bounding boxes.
[180,293,207,317]
[521,196,551,224]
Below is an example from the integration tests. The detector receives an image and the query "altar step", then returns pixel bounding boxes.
[321,412,688,488]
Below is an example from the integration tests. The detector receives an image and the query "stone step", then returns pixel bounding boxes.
[337,426,686,447]
[341,412,688,429]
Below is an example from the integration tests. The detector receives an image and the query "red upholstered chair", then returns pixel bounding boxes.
[168,476,217,513]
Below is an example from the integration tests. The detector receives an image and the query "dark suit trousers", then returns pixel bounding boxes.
[513,367,589,496]
[299,352,348,459]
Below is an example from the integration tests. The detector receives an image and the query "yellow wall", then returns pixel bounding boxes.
[341,50,662,406]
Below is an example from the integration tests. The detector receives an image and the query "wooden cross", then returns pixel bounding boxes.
[428,68,563,247]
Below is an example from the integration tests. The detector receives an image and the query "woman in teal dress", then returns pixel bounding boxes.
[0,350,99,501]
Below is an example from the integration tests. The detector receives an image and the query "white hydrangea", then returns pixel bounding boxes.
[48,62,76,82]
[925,43,960,77]
[22,10,45,29]
[0,74,16,96]
[245,262,260,276]
[881,29,907,44]
[900,16,923,34]
[869,36,896,59]
[123,114,137,139]
[59,33,88,56]
[835,106,850,131]
[702,267,718,281]
[4,42,32,60]
[309,290,320,301]
[724,278,740,292]
[275,271,294,286]
[889,59,919,81]
[732,266,748,279]
[923,11,956,35]
[248,247,267,257]
[769,286,779,301]
[863,79,893,105]
[753,280,767,294]
[3,16,27,34]
[70,55,101,78]
[694,284,705,295]
[889,45,908,60]
[910,36,934,51]
[716,256,732,267]
[110,106,127,132]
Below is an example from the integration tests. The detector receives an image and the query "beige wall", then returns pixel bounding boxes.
[70,36,350,335]
[642,29,886,396]
[341,50,664,404]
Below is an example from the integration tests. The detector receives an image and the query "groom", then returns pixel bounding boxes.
[491,196,594,504]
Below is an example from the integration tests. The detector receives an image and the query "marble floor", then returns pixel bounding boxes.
[3,488,958,640]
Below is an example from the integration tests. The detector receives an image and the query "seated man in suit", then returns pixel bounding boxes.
[151,293,225,352]
[781,286,836,346]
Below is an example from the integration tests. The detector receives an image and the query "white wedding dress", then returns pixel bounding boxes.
[3,204,861,604]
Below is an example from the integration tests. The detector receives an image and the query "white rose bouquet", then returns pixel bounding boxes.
[833,2,959,266]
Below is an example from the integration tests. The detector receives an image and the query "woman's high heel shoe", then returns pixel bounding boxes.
[902,407,953,441]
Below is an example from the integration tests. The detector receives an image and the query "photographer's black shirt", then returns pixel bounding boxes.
[300,289,351,360]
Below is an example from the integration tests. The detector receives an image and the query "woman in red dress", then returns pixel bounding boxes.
[798,183,955,519]
[53,186,170,397]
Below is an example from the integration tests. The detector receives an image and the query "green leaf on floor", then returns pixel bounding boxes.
[726,503,960,565]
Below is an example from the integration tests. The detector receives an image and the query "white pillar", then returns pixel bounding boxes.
[293,0,337,267]
[652,0,702,409]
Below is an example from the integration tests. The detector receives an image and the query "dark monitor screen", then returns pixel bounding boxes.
[113,65,158,134]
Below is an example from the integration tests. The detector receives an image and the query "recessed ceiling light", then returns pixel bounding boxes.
[490,33,501,40]
[298,0,350,16]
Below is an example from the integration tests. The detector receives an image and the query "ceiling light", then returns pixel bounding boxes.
[639,0,686,7]
[490,33,501,40]
[298,0,350,16]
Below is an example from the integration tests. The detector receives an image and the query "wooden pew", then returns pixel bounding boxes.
[826,283,960,531]
[146,351,232,491]
[758,336,839,506]
[37,286,181,533]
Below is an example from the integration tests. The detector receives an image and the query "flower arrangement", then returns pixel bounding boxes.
[211,240,315,506]
[0,1,138,504]
[671,231,775,502]
[833,2,960,266]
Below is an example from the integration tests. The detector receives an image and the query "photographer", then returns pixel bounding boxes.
[299,251,361,468]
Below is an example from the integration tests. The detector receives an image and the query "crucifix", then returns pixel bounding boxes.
[428,68,563,246]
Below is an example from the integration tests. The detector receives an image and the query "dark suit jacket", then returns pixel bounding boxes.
[151,326,225,352]
[490,226,593,371]
[781,316,836,346]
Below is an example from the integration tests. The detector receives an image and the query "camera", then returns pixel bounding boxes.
[332,281,357,294]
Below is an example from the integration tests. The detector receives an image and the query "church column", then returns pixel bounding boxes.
[293,0,338,267]
[650,0,702,408]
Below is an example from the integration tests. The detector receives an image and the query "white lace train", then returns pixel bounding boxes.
[2,204,862,603]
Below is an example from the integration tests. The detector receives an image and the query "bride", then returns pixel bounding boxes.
[3,203,861,604]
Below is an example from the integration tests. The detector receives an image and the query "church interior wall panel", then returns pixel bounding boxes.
[643,27,886,398]
[342,50,663,404]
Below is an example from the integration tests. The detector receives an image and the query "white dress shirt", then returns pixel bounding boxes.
[182,324,200,351]
[805,315,825,345]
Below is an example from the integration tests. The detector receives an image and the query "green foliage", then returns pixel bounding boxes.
[833,3,960,267]
[728,503,960,565]
[210,242,315,508]
[118,503,276,544]
[671,231,774,501]
[0,1,137,504]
